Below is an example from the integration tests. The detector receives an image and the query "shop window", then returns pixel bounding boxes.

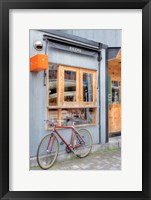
[48,109,58,121]
[47,65,97,128]
[83,73,93,102]
[111,80,121,104]
[64,70,76,102]
[61,108,96,125]
[49,65,58,106]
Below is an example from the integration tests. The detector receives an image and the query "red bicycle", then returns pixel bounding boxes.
[37,119,93,169]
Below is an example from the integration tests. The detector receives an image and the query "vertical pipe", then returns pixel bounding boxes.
[98,43,102,144]
[44,39,48,86]
[105,48,109,143]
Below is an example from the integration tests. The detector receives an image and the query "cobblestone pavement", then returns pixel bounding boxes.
[32,148,121,170]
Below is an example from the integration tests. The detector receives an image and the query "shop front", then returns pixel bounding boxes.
[108,48,121,136]
[30,30,108,158]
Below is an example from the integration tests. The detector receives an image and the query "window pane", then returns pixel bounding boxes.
[112,81,120,104]
[49,65,58,106]
[61,108,95,125]
[64,70,76,102]
[83,73,93,102]
[47,109,58,127]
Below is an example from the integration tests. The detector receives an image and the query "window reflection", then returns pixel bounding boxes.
[83,73,93,102]
[47,109,58,127]
[64,70,76,102]
[61,108,95,125]
[49,66,58,106]
[112,81,121,104]
[48,109,58,121]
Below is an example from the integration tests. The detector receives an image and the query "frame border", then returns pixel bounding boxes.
[0,0,151,199]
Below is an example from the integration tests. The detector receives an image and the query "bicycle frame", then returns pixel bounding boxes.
[50,125,86,153]
[37,121,92,169]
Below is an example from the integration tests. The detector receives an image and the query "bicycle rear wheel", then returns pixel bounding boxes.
[37,134,59,169]
[72,129,92,158]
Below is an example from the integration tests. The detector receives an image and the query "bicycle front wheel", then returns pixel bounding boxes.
[37,134,59,170]
[73,129,92,158]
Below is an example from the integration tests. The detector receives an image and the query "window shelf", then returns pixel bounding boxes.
[47,105,97,109]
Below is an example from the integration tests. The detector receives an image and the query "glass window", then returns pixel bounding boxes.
[49,65,58,106]
[111,80,121,104]
[112,88,119,103]
[64,70,76,102]
[61,108,95,125]
[48,109,58,120]
[83,73,93,102]
[47,109,58,127]
[112,80,118,87]
[47,65,97,128]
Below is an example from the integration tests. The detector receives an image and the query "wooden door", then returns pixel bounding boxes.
[109,104,121,135]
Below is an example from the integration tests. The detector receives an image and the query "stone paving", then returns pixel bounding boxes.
[32,148,121,170]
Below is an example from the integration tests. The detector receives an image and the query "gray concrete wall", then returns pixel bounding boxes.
[30,30,106,157]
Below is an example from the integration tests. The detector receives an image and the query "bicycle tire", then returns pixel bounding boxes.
[72,129,92,158]
[37,134,59,170]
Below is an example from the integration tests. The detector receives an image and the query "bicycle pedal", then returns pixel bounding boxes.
[60,141,64,145]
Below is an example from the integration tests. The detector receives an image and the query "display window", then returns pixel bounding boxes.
[111,80,121,104]
[47,64,97,128]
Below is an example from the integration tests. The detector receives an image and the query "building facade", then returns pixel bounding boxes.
[29,29,121,159]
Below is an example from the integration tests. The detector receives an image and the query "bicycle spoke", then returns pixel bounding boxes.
[37,134,59,169]
[73,129,92,158]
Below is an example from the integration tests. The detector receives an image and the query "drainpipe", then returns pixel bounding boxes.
[44,39,48,86]
[105,48,109,143]
[98,43,102,144]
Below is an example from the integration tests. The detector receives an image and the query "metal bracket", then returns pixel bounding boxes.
[44,70,47,86]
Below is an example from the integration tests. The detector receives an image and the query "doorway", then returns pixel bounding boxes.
[108,49,121,137]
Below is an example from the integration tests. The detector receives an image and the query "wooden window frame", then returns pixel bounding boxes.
[47,63,97,129]
[60,66,79,107]
[79,68,97,106]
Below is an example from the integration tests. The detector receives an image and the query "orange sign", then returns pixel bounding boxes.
[30,54,48,72]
